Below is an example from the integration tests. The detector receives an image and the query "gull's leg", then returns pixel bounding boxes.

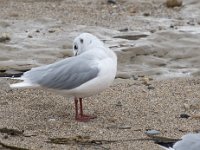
[79,98,97,119]
[75,97,96,122]
[79,98,84,116]
[74,97,79,120]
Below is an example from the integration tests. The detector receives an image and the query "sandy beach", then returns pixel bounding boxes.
[0,0,200,150]
[0,77,200,150]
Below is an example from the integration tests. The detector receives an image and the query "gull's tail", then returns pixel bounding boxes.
[0,70,38,89]
[10,81,37,89]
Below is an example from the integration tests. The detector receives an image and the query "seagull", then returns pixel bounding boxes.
[154,133,200,150]
[10,33,117,122]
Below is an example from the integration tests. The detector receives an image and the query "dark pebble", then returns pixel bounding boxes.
[118,27,128,32]
[107,0,116,4]
[148,85,155,90]
[180,113,190,119]
[143,12,150,16]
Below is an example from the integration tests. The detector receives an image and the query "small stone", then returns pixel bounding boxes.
[148,85,155,90]
[116,72,131,79]
[28,34,33,38]
[143,12,150,16]
[141,77,151,86]
[180,113,190,119]
[170,24,175,28]
[166,0,182,8]
[150,29,156,33]
[118,27,128,32]
[132,75,138,80]
[0,33,11,42]
[48,28,57,33]
[145,129,161,136]
[116,101,122,107]
[107,0,116,4]
[35,29,40,33]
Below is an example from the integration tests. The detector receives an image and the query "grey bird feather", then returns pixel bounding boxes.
[21,56,99,90]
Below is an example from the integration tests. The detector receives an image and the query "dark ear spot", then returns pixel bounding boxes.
[80,38,83,44]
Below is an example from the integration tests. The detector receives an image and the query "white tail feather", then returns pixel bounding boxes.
[10,82,38,89]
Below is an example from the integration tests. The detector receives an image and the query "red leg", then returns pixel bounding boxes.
[74,97,79,119]
[79,98,96,119]
[74,97,96,122]
[79,98,84,116]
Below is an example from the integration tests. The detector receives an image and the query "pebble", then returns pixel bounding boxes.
[145,129,161,136]
[143,12,150,16]
[0,33,11,42]
[107,0,116,4]
[48,28,59,33]
[132,75,138,80]
[116,72,131,79]
[148,85,155,90]
[118,27,128,32]
[141,77,151,86]
[48,29,56,33]
[166,0,182,8]
[35,29,40,33]
[115,101,122,107]
[180,113,190,119]
[28,34,33,38]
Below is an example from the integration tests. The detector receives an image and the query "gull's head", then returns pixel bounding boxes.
[73,33,104,56]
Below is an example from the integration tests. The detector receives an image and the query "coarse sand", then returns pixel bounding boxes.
[0,77,200,150]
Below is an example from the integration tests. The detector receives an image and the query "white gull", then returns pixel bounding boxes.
[10,33,117,122]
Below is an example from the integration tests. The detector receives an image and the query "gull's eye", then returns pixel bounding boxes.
[80,38,83,44]
[74,45,78,50]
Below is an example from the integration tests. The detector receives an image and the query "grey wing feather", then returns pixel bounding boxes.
[22,57,99,90]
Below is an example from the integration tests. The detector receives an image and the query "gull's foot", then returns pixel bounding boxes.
[76,114,97,122]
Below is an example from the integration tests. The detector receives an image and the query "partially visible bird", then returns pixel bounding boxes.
[153,133,200,150]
